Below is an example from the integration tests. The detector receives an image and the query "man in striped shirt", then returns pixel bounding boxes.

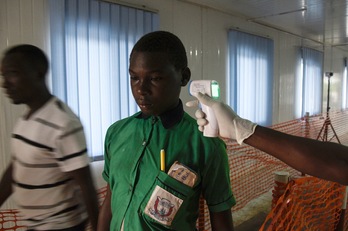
[0,44,98,230]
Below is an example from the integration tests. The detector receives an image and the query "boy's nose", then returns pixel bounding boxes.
[137,80,150,94]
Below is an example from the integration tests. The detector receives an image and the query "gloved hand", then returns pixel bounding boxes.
[186,92,257,144]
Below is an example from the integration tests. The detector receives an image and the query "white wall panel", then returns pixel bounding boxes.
[201,9,230,108]
[172,1,203,116]
[5,0,20,45]
[277,34,302,122]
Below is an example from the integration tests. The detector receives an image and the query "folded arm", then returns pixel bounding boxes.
[210,209,234,231]
[69,165,99,230]
[0,163,13,207]
[97,184,112,231]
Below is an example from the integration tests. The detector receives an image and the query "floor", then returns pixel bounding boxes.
[233,190,272,231]
[235,212,268,231]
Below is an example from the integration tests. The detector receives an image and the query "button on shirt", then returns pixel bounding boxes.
[103,100,235,230]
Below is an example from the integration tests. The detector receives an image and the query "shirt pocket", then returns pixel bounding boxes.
[139,171,195,229]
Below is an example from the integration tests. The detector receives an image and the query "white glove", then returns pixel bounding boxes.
[186,92,257,144]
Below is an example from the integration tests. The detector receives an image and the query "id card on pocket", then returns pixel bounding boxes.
[145,185,183,226]
[167,161,197,188]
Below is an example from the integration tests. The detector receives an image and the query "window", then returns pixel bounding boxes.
[228,30,274,126]
[296,47,323,117]
[49,0,159,160]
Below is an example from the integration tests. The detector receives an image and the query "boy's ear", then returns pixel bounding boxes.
[181,67,191,86]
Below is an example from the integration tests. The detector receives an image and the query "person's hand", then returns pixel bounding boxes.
[186,92,257,144]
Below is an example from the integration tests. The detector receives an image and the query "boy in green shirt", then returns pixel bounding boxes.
[98,31,235,231]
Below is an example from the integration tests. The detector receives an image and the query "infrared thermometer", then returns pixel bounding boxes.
[189,80,220,137]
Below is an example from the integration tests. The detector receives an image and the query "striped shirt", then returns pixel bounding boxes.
[11,96,90,230]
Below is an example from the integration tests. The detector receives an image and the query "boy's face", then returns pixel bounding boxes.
[129,51,189,116]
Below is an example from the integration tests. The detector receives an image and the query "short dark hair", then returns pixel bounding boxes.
[4,44,49,75]
[130,31,188,70]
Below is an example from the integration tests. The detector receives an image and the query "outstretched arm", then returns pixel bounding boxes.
[187,92,348,185]
[245,125,348,185]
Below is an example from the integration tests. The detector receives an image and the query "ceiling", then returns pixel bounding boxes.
[185,0,348,52]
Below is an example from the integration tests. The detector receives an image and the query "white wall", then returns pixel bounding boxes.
[1,0,347,209]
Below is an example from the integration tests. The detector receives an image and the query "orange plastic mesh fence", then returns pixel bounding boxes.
[259,176,346,231]
[0,209,26,231]
[1,109,348,231]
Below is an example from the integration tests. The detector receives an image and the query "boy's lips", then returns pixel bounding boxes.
[138,102,152,109]
[137,98,151,106]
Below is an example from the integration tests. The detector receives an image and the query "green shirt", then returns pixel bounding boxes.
[103,102,235,230]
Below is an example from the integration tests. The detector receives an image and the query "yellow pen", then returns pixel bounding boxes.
[160,149,165,172]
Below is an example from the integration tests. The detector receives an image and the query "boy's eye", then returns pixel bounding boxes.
[151,77,162,81]
[130,76,138,81]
